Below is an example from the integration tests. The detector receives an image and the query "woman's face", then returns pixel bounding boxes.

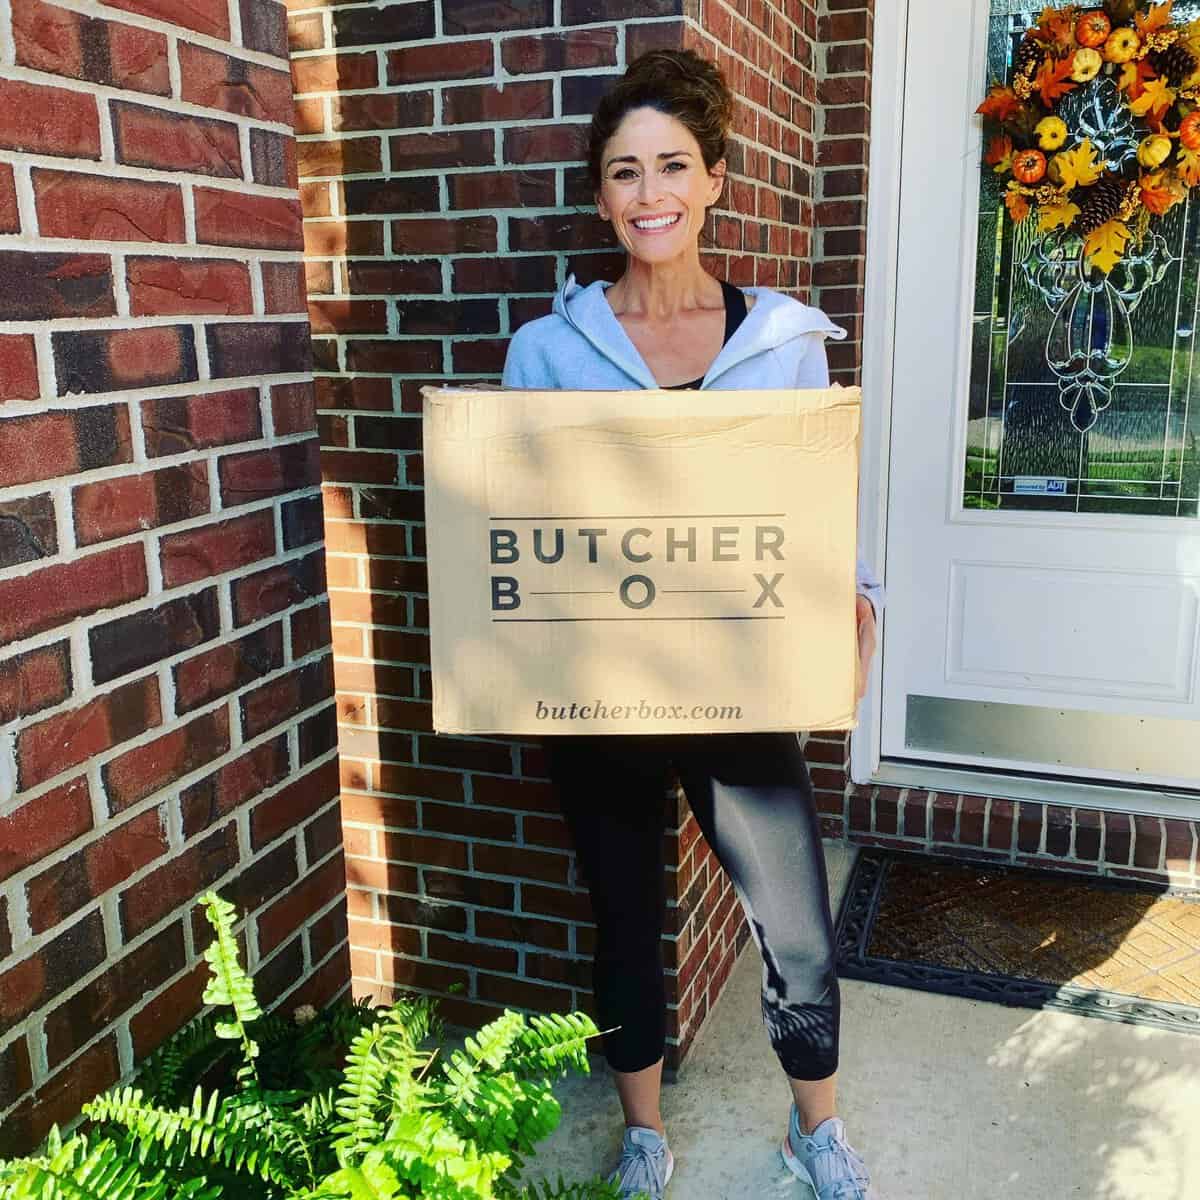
[596,106,725,266]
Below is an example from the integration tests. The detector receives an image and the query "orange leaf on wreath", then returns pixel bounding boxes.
[1130,74,1177,120]
[1134,1,1174,37]
[985,134,1015,171]
[1038,5,1079,50]
[1178,144,1200,186]
[1037,56,1078,106]
[1118,59,1158,101]
[1139,171,1185,214]
[1004,185,1032,223]
[977,86,1023,122]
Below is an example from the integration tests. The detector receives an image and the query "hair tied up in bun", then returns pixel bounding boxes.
[587,49,735,190]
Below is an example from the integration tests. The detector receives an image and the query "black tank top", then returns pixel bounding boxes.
[666,281,748,390]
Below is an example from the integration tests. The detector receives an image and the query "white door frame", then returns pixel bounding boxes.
[850,0,1200,819]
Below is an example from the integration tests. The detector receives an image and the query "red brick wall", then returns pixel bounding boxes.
[0,0,346,1152]
[292,0,831,1065]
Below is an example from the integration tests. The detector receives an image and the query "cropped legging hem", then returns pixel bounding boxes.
[547,732,840,1080]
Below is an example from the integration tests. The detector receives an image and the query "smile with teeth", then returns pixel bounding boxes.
[631,213,681,231]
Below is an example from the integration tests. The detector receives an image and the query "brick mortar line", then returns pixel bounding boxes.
[0,737,341,996]
[16,0,292,70]
[167,31,182,99]
[346,826,556,853]
[0,559,324,696]
[335,746,531,778]
[296,73,811,147]
[0,505,323,667]
[2,647,335,832]
[226,0,243,48]
[0,308,312,336]
[0,586,330,795]
[0,449,319,515]
[0,0,16,67]
[287,12,681,65]
[0,370,312,419]
[0,251,305,291]
[1,65,296,136]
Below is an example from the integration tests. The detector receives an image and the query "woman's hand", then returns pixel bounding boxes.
[855,594,878,703]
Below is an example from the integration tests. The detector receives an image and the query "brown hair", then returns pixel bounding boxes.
[587,49,735,190]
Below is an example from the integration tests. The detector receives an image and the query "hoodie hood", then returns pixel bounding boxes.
[551,274,846,389]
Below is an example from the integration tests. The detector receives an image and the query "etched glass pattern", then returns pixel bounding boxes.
[965,2,1200,516]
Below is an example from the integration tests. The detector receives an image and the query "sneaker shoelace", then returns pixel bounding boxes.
[613,1139,668,1198]
[803,1130,869,1200]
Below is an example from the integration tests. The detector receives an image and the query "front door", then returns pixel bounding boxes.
[882,0,1200,789]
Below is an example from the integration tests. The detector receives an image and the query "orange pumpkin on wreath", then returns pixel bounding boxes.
[1012,148,1048,184]
[1181,111,1200,151]
[1076,11,1112,49]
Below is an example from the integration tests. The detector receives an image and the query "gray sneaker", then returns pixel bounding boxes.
[608,1126,674,1199]
[780,1108,873,1199]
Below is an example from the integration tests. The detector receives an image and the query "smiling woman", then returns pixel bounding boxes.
[499,48,884,1200]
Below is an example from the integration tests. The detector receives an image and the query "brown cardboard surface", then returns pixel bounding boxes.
[422,386,861,736]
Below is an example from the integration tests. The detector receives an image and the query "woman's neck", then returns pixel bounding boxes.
[606,252,722,321]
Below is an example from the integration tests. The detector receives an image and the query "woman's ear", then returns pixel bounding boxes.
[596,190,610,221]
[707,159,727,206]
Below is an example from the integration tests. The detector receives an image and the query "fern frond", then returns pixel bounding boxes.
[438,1011,525,1112]
[366,1112,511,1198]
[331,1026,391,1154]
[507,1015,599,1078]
[0,1132,169,1200]
[198,892,262,1083]
[83,1087,293,1188]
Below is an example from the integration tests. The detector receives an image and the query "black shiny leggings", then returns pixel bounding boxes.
[547,732,839,1080]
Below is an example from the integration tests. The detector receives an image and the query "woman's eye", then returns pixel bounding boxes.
[612,168,638,181]
[664,161,686,172]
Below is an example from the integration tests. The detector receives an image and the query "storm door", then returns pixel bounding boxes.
[882,0,1200,787]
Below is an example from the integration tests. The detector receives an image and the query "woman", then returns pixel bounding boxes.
[502,49,882,1200]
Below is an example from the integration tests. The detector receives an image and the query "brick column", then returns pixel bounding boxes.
[0,0,345,1153]
[294,0,824,1067]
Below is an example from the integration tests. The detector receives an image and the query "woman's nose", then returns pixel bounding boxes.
[637,172,665,204]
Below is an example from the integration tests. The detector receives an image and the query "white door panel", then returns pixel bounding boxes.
[882,0,1200,787]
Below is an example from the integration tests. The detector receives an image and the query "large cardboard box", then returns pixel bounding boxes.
[422,386,862,736]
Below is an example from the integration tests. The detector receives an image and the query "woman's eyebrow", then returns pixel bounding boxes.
[603,150,694,170]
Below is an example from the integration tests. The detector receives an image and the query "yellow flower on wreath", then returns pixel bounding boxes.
[1071,47,1104,82]
[1036,116,1069,151]
[1104,28,1141,63]
[1137,133,1173,168]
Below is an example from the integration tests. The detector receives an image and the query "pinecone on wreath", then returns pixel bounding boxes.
[1151,42,1197,87]
[1075,174,1126,235]
[1015,36,1043,81]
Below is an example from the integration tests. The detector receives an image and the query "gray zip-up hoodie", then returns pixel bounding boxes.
[501,275,884,613]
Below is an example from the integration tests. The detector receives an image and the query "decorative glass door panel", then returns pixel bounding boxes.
[880,0,1200,792]
[965,2,1200,517]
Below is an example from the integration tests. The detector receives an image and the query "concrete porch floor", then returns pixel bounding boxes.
[529,844,1200,1199]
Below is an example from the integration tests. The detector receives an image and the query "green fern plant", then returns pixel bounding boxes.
[0,892,626,1200]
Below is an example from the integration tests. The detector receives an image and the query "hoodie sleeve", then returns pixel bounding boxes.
[799,329,886,617]
[502,321,553,389]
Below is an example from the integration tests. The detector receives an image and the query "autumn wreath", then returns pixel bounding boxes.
[978,0,1200,272]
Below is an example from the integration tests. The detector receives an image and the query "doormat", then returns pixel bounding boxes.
[835,850,1200,1035]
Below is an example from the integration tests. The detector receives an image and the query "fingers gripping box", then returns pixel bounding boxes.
[422,386,862,736]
